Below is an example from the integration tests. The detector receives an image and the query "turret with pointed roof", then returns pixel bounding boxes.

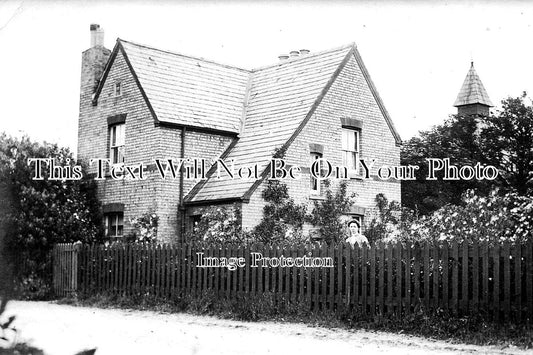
[454,62,493,116]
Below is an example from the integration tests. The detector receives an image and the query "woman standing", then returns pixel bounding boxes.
[345,220,369,247]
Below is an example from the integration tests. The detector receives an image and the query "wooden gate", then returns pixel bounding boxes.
[53,243,80,297]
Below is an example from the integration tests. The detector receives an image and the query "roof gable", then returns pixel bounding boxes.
[187,44,355,203]
[187,44,401,204]
[454,62,493,107]
[94,39,250,134]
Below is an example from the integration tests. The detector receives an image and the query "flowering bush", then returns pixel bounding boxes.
[187,205,248,244]
[404,190,533,244]
[129,211,159,243]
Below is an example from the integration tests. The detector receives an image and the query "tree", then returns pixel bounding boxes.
[480,93,533,195]
[402,94,533,215]
[0,133,103,294]
[401,114,490,215]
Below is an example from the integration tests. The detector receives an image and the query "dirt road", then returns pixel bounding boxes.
[3,301,526,355]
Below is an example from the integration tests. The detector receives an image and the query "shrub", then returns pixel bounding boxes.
[405,190,533,243]
[129,210,159,243]
[306,180,356,243]
[186,204,249,244]
[252,180,307,243]
[364,193,416,244]
[0,134,103,296]
[14,273,52,301]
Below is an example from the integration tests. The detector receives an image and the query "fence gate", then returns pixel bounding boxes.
[53,243,79,297]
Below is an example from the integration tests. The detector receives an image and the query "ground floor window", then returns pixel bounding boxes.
[105,212,124,237]
[188,214,202,233]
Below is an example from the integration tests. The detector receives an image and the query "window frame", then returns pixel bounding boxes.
[109,123,125,165]
[104,212,124,238]
[310,152,323,195]
[189,214,202,232]
[341,128,361,172]
[114,82,122,97]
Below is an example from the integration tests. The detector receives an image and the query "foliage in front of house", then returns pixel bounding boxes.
[363,193,417,244]
[306,180,356,243]
[129,210,159,243]
[406,190,533,244]
[187,179,360,244]
[252,180,307,243]
[364,189,533,244]
[187,181,309,244]
[0,133,104,298]
[187,204,247,244]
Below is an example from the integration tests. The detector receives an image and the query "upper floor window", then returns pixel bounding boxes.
[310,152,322,194]
[109,123,125,164]
[341,128,360,171]
[114,82,122,97]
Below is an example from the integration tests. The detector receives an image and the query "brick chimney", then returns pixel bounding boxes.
[77,24,111,158]
[90,24,105,47]
[80,24,111,98]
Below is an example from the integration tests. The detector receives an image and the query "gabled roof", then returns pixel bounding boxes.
[93,39,401,204]
[94,39,250,134]
[454,62,493,107]
[186,45,402,204]
[187,44,356,203]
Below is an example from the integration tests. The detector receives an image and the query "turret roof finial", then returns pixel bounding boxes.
[454,62,493,107]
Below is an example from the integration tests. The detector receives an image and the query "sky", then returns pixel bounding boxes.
[1,1,532,155]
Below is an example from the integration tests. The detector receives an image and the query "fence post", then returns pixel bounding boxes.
[52,244,59,296]
[71,243,80,295]
[52,243,79,297]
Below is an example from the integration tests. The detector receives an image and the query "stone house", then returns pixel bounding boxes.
[77,24,402,242]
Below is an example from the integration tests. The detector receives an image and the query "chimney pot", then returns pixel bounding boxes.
[289,50,300,58]
[90,23,105,47]
[278,54,289,61]
[300,49,310,55]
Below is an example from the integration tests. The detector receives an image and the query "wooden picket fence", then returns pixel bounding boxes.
[53,243,80,297]
[53,241,533,321]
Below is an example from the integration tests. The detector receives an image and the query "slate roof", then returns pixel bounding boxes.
[93,39,401,204]
[188,44,356,203]
[95,40,250,134]
[454,62,493,107]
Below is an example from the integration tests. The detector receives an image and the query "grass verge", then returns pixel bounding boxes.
[55,291,533,350]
